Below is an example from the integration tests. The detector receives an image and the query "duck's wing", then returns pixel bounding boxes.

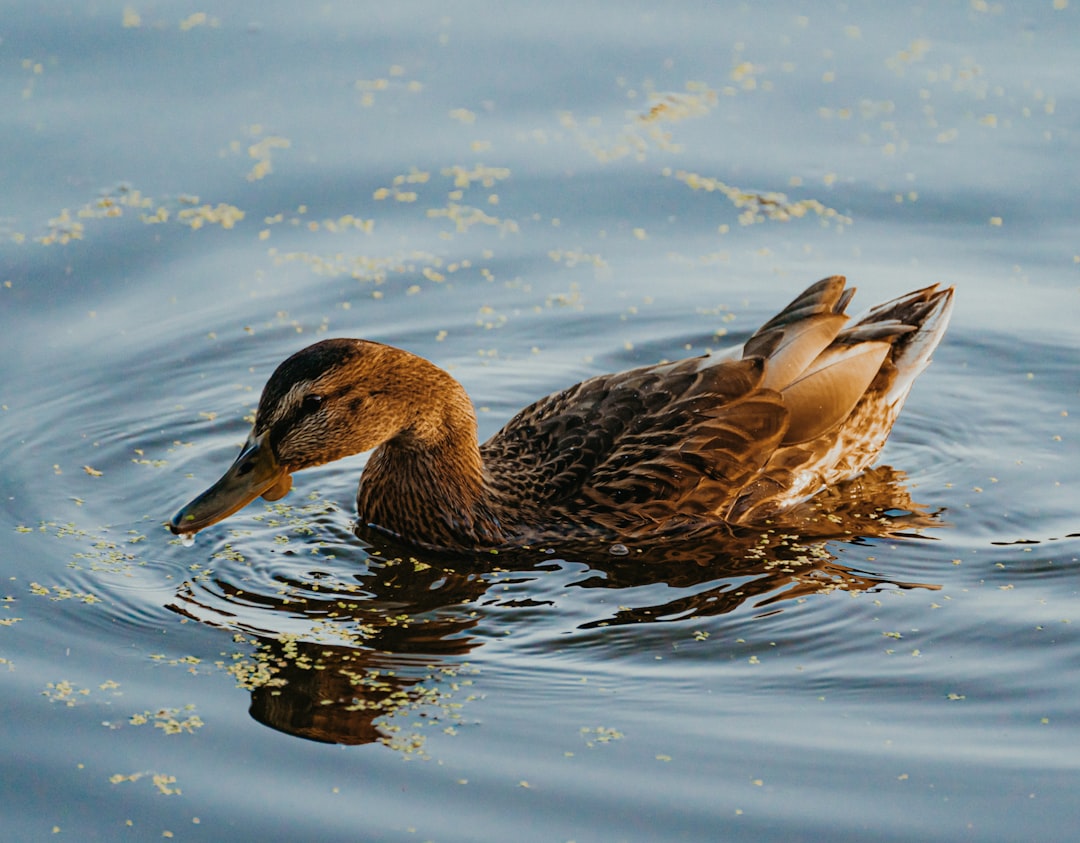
[746,275,891,444]
[481,353,789,528]
[482,277,952,535]
[481,278,862,528]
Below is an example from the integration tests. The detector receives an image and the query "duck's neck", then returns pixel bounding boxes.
[355,380,505,548]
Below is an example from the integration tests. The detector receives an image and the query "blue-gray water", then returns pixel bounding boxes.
[2,2,1078,841]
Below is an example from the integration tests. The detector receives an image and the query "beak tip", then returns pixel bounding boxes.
[166,434,286,538]
[166,507,200,536]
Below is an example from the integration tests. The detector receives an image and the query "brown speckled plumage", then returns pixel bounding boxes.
[169,277,953,551]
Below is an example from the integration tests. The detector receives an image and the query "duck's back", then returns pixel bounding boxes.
[481,276,953,539]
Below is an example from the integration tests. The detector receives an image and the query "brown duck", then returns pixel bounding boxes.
[168,276,953,550]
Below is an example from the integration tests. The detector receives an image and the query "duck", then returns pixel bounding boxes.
[168,276,953,551]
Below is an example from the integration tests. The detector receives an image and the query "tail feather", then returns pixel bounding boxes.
[724,278,955,525]
[846,284,954,406]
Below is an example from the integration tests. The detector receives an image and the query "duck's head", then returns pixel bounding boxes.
[168,338,462,538]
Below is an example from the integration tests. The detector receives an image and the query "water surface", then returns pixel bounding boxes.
[2,3,1079,841]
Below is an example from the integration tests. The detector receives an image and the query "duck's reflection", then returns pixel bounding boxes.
[244,638,476,747]
[169,550,487,746]
[167,466,942,745]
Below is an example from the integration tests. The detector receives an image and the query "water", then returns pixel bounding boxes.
[3,2,1079,841]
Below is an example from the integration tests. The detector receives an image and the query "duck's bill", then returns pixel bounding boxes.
[167,433,293,536]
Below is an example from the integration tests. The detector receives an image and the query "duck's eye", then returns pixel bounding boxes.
[300,394,324,415]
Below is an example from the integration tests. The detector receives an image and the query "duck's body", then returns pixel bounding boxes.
[169,276,953,550]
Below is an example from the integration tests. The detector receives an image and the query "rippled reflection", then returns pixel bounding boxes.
[167,465,942,744]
